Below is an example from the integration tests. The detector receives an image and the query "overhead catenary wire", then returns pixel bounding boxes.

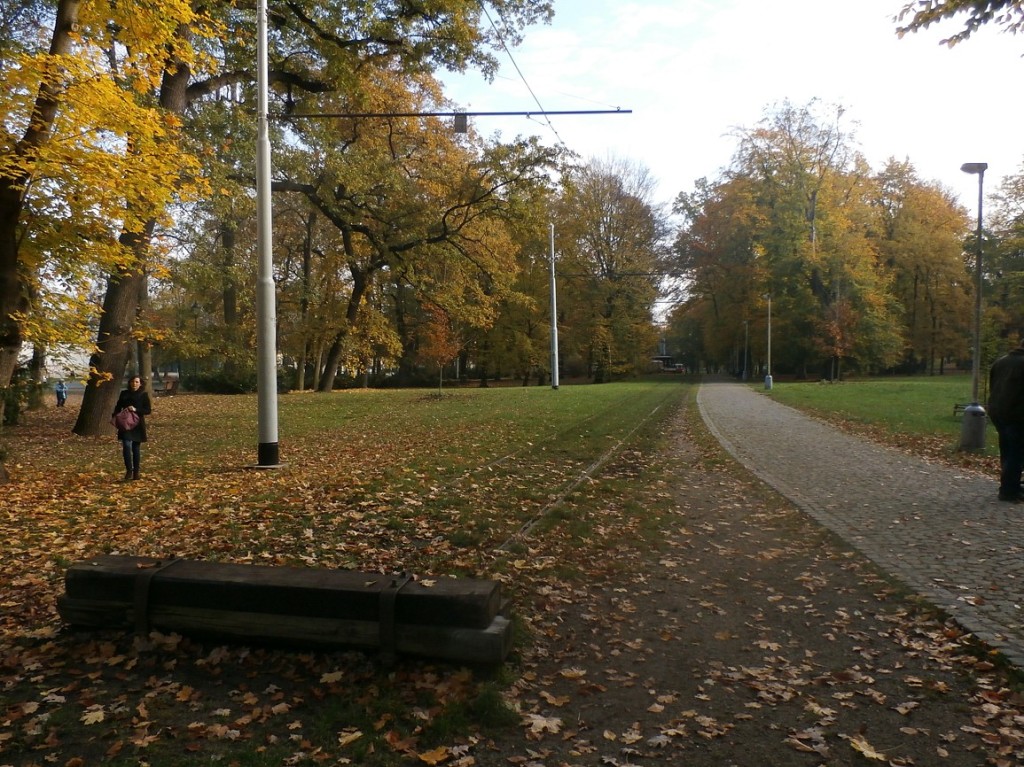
[274,3,631,131]
[477,0,567,147]
[277,109,630,120]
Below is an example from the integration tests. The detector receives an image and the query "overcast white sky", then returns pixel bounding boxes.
[442,0,1023,213]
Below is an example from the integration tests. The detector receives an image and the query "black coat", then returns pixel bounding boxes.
[113,388,152,442]
[988,347,1024,426]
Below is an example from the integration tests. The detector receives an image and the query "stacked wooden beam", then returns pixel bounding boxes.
[57,555,511,664]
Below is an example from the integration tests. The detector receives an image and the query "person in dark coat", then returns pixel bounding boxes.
[988,340,1024,502]
[113,375,152,481]
[55,380,68,407]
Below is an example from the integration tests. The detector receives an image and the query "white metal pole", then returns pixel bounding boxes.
[764,294,773,390]
[549,223,559,390]
[959,162,987,450]
[255,0,280,467]
[971,169,984,405]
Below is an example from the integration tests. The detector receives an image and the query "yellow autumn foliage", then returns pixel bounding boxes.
[0,0,219,348]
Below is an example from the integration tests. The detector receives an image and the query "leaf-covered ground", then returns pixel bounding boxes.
[1,382,1021,766]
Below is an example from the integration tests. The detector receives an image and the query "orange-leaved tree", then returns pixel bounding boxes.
[416,303,463,393]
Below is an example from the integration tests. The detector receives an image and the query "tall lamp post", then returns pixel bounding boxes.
[254,0,281,467]
[960,162,987,450]
[549,223,559,390]
[764,294,773,390]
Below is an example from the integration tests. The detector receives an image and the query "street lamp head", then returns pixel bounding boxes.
[961,162,988,175]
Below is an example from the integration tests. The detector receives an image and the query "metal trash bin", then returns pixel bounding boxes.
[959,402,986,451]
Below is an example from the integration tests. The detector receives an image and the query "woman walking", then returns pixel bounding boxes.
[113,375,152,481]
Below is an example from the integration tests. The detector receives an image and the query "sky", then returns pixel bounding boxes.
[441,0,1023,213]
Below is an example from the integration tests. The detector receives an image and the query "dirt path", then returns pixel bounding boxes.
[473,396,1024,766]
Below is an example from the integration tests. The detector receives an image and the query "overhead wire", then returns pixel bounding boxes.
[477,1,567,148]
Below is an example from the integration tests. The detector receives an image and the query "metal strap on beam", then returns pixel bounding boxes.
[379,572,414,664]
[133,559,182,635]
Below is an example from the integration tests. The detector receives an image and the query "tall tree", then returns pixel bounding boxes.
[485,219,559,386]
[72,2,222,435]
[671,101,905,377]
[70,0,554,431]
[555,156,667,382]
[0,1,208,462]
[987,162,1024,341]
[272,67,557,391]
[873,159,972,373]
[0,1,80,424]
[733,100,901,376]
[671,175,768,372]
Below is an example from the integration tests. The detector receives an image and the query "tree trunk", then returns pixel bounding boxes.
[221,222,240,378]
[0,0,81,450]
[140,344,153,385]
[72,230,150,436]
[138,272,154,396]
[74,28,191,434]
[297,213,315,391]
[317,265,369,392]
[28,343,46,410]
[478,342,490,388]
[297,347,307,391]
[0,188,28,426]
[392,289,416,386]
[317,331,346,392]
[29,340,46,384]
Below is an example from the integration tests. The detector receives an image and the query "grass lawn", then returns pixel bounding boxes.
[0,378,692,766]
[5,380,688,568]
[1,374,1017,766]
[762,374,1000,470]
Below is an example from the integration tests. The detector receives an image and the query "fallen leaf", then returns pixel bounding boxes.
[540,690,571,707]
[417,745,449,765]
[338,729,363,746]
[81,708,104,725]
[524,714,562,735]
[621,729,643,745]
[846,733,887,761]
